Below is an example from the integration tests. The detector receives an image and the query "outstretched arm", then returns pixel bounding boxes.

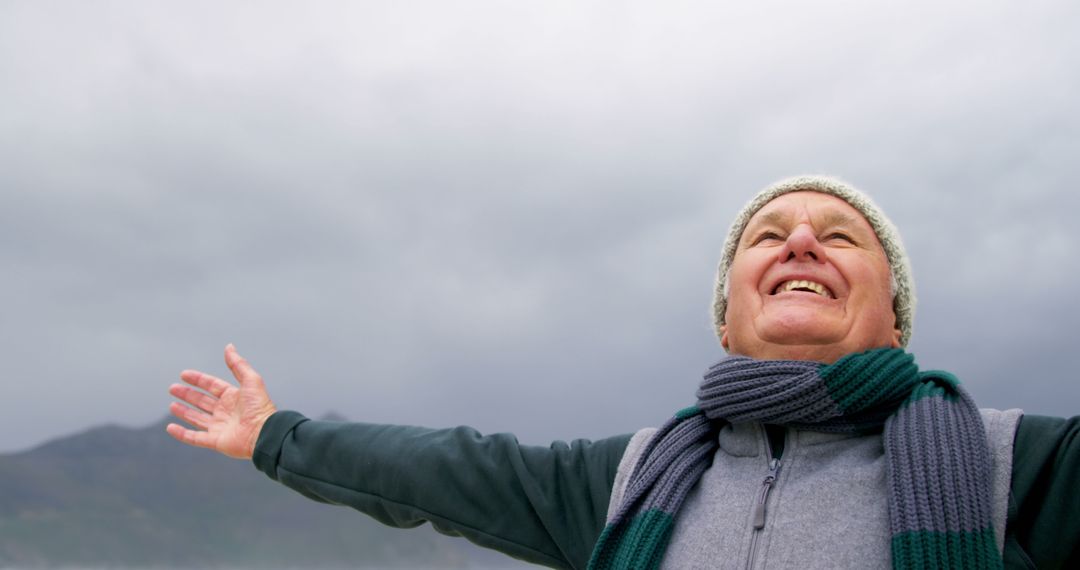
[168,344,632,568]
[166,344,278,460]
[253,413,632,569]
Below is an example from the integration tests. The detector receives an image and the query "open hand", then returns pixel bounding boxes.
[167,344,278,460]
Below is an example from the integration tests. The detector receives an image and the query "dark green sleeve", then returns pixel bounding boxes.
[1004,414,1080,569]
[252,411,633,569]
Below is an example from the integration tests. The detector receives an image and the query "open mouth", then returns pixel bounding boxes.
[771,279,834,299]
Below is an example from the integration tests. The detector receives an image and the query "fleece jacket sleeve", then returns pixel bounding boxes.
[1005,414,1080,569]
[252,410,633,570]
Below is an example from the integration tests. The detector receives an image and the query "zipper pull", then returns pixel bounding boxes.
[752,458,782,529]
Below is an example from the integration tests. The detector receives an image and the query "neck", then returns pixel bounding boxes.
[728,344,846,364]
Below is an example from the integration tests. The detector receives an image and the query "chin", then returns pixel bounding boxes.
[759,319,845,346]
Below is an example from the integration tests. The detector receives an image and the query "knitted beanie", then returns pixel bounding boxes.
[713,175,916,347]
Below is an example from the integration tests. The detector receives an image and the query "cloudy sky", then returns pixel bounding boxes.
[1,0,1079,455]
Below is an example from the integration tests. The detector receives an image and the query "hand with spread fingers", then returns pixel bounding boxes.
[166,344,278,460]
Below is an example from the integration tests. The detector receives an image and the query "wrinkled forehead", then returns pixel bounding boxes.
[739,191,882,249]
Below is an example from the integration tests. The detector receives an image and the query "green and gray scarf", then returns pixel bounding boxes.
[588,348,1001,570]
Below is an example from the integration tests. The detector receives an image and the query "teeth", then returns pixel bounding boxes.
[778,280,833,298]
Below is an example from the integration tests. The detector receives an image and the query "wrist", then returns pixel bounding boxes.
[244,405,278,460]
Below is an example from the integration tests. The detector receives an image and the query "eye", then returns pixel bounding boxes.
[824,232,856,245]
[751,231,783,245]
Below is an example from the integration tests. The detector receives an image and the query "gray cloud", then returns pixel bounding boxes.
[1,0,1079,453]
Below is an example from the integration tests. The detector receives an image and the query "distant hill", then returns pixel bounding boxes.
[0,416,481,568]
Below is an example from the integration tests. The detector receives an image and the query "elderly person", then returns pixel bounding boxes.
[167,176,1078,569]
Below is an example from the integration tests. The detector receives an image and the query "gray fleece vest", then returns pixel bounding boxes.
[606,408,1023,570]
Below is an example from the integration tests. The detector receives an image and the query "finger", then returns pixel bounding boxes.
[166,423,217,450]
[224,344,264,388]
[169,383,218,413]
[170,401,213,430]
[179,369,232,398]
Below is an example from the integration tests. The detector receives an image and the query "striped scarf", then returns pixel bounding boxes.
[588,348,1001,570]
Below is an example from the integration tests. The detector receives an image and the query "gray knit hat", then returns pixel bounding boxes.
[713,175,915,347]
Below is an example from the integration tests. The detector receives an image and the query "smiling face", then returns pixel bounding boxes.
[720,191,901,363]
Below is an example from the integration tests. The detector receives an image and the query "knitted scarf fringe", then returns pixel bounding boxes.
[587,348,1002,570]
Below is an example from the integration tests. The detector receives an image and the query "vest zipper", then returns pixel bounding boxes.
[744,430,782,570]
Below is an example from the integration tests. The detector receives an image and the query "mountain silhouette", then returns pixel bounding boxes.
[0,416,469,568]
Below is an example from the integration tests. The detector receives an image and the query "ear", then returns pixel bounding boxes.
[889,326,902,348]
[720,324,730,349]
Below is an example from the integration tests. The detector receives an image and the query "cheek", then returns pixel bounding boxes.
[725,287,762,320]
[851,268,897,324]
[726,256,766,296]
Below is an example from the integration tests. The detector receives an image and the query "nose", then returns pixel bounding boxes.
[778,224,826,264]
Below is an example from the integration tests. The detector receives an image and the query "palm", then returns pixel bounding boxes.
[167,345,277,460]
[202,386,258,457]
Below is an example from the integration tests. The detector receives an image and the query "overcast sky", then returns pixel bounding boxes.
[1,0,1079,454]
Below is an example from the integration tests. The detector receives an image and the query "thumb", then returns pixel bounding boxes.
[224,343,264,388]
